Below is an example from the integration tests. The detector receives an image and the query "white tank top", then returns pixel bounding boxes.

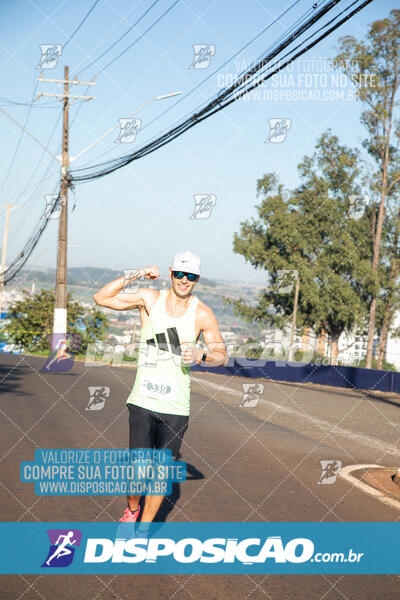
[127,290,199,415]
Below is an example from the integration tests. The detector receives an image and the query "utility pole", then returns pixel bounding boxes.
[38,66,95,349]
[53,65,69,349]
[288,275,300,362]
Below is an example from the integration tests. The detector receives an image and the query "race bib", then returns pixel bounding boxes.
[140,377,175,400]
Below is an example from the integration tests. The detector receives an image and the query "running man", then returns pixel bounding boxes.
[93,251,228,526]
[45,531,77,566]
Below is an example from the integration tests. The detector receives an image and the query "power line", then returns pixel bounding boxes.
[203,0,374,117]
[79,0,162,74]
[0,79,39,192]
[0,97,61,108]
[72,0,368,183]
[76,0,305,169]
[64,0,102,48]
[241,0,362,83]
[78,0,332,173]
[2,189,61,285]
[3,0,373,283]
[141,0,315,133]
[96,0,181,75]
[14,110,62,210]
[1,1,102,286]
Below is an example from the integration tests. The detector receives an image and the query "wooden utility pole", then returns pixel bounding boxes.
[53,65,70,347]
[0,202,11,318]
[288,275,300,362]
[38,67,95,349]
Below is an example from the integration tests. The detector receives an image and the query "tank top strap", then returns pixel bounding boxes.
[146,289,165,321]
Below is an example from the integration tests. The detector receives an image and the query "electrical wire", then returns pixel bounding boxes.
[2,0,373,283]
[0,79,39,192]
[2,188,61,285]
[0,97,61,108]
[75,0,306,170]
[0,0,102,284]
[15,110,62,209]
[72,0,364,183]
[96,0,181,75]
[79,0,162,74]
[64,0,102,48]
[230,0,363,99]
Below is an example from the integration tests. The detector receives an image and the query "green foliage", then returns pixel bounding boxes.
[227,131,373,346]
[334,10,400,360]
[334,10,400,175]
[357,356,397,372]
[243,337,263,359]
[4,288,109,353]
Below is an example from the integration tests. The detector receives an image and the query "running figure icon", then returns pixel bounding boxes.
[45,531,77,566]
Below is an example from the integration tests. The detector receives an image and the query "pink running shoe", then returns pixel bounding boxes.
[118,506,141,523]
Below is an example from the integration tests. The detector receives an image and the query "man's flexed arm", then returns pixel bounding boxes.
[93,266,159,310]
[183,305,228,366]
[201,308,229,366]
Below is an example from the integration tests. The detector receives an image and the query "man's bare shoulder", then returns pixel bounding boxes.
[141,287,160,299]
[141,287,161,310]
[195,297,216,324]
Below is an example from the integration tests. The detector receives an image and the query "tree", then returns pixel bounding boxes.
[228,131,373,360]
[4,288,108,353]
[375,201,400,368]
[334,9,400,368]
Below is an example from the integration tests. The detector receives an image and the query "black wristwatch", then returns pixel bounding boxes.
[201,352,207,363]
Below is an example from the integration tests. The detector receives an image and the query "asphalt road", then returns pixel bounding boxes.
[1,352,399,599]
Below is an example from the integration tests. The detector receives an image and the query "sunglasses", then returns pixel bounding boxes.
[172,271,199,282]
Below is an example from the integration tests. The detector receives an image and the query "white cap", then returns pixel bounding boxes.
[171,250,201,275]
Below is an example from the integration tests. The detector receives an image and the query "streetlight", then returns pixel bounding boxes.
[69,91,182,163]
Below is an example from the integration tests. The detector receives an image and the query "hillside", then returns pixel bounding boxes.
[10,267,265,337]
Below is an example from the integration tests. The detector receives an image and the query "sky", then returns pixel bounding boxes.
[0,0,396,287]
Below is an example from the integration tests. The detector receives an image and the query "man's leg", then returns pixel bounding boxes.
[127,494,141,512]
[126,405,156,515]
[140,495,165,523]
[140,412,189,523]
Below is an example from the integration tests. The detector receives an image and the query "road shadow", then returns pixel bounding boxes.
[0,359,33,397]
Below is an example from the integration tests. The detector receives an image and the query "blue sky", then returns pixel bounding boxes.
[0,0,395,286]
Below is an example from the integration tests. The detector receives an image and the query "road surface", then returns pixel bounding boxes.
[1,353,399,599]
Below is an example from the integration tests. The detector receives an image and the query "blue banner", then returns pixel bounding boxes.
[0,522,399,574]
[192,359,400,394]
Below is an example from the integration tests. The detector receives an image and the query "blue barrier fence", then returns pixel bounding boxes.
[192,358,400,394]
